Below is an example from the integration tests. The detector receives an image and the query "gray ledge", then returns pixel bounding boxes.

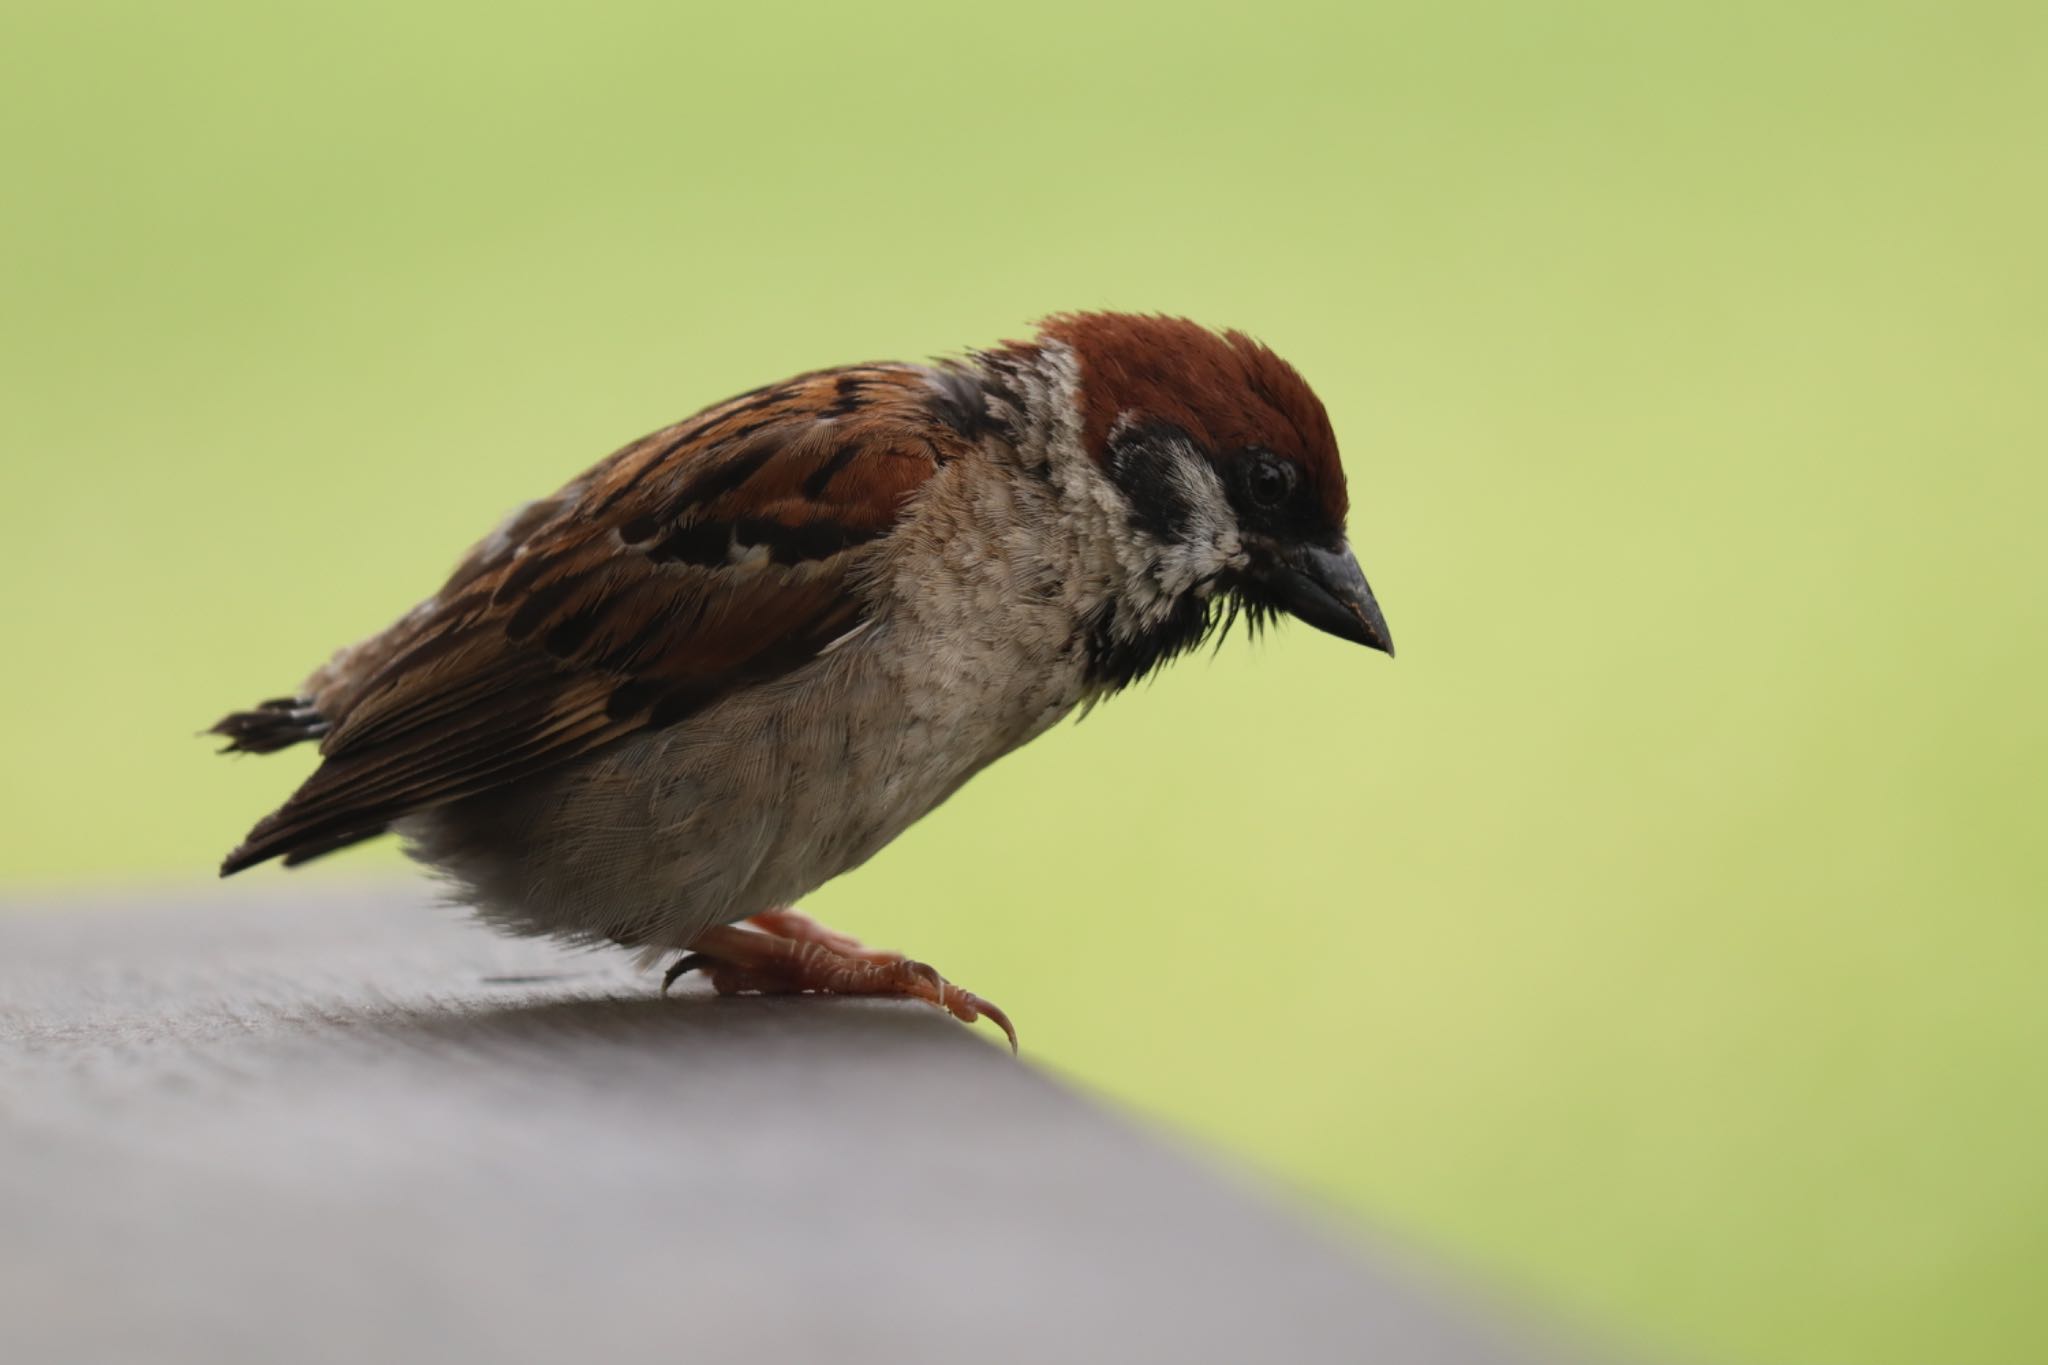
[1,885,1582,1365]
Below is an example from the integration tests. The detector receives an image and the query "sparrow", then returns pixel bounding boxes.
[211,313,1392,1049]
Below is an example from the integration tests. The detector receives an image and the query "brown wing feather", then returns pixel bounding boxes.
[221,365,964,874]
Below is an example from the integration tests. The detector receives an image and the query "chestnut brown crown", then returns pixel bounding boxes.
[1038,312,1349,535]
[1032,312,1388,660]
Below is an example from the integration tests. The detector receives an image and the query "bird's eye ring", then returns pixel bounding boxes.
[1245,454,1296,510]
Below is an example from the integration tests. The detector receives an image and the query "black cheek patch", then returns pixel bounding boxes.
[1105,425,1197,542]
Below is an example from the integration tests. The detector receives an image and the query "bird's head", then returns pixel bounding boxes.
[1038,312,1393,659]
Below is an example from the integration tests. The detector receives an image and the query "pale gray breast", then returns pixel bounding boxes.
[403,442,1120,953]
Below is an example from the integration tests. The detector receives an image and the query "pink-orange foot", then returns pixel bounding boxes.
[737,907,905,964]
[663,921,1016,1053]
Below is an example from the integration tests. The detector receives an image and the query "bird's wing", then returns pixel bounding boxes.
[222,363,969,874]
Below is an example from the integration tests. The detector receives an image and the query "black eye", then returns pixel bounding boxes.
[1245,454,1296,510]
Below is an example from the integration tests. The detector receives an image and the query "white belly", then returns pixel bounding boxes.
[397,604,1087,952]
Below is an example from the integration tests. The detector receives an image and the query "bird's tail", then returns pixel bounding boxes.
[207,696,329,754]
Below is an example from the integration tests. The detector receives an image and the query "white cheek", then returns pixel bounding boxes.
[1157,459,1245,590]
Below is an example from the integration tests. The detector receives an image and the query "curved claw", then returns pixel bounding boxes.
[899,961,1016,1052]
[661,953,711,995]
[973,996,1020,1055]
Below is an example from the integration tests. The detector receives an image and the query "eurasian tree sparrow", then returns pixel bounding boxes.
[213,314,1393,1047]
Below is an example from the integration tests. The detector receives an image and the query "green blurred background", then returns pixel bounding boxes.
[4,1,2043,1360]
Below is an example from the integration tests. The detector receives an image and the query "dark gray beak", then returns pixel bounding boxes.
[1265,540,1393,656]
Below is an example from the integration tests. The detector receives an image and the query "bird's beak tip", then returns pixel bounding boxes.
[1264,540,1393,656]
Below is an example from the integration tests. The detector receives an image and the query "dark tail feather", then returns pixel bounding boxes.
[280,824,390,868]
[213,695,384,874]
[220,819,389,876]
[209,697,329,754]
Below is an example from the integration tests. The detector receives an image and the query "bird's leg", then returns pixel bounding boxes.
[663,923,1016,1053]
[736,906,904,964]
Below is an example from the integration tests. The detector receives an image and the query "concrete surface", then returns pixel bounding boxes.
[0,884,1580,1364]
